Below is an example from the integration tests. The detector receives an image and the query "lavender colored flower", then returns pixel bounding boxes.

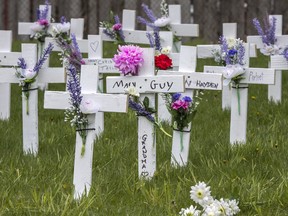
[183,96,192,103]
[140,3,157,22]
[172,93,181,101]
[283,47,288,61]
[60,16,67,24]
[128,98,155,122]
[37,0,49,20]
[113,15,125,41]
[113,45,144,76]
[66,65,83,107]
[237,42,245,66]
[17,58,27,69]
[153,30,161,51]
[33,42,54,73]
[146,32,155,48]
[252,16,277,45]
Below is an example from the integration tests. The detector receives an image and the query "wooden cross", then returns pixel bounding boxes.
[106,48,185,179]
[197,23,257,110]
[168,4,199,52]
[44,65,128,199]
[247,15,288,103]
[0,43,65,155]
[203,44,275,144]
[157,46,222,166]
[0,30,21,120]
[100,9,174,49]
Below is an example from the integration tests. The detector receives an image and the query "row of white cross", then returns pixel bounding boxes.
[0,4,287,199]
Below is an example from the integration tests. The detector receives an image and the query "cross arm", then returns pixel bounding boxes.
[44,91,128,113]
[0,68,19,83]
[106,75,185,94]
[204,66,275,85]
[270,55,288,70]
[0,52,21,66]
[157,70,222,90]
[170,24,199,37]
[37,67,66,83]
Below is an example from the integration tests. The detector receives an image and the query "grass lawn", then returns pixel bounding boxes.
[0,40,288,215]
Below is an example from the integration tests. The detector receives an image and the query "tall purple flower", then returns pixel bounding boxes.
[219,36,230,65]
[113,15,125,42]
[252,16,277,45]
[33,42,54,73]
[66,65,82,108]
[113,45,144,76]
[128,98,155,122]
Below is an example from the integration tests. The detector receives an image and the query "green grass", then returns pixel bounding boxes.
[0,41,288,215]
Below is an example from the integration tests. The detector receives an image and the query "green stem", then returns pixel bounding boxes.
[26,96,29,115]
[237,87,241,115]
[180,131,184,152]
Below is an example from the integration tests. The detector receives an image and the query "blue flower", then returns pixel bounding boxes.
[228,49,237,56]
[183,96,192,103]
[172,93,181,101]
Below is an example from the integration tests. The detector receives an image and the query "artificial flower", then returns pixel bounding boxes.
[124,87,140,97]
[222,64,245,86]
[113,45,144,76]
[80,99,100,114]
[154,16,171,27]
[161,46,171,55]
[179,205,200,216]
[155,54,172,70]
[190,182,213,207]
[260,44,282,56]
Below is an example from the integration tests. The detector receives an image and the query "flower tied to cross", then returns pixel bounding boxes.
[100,11,125,45]
[113,45,144,76]
[30,0,51,43]
[15,42,54,114]
[252,15,283,56]
[155,46,173,70]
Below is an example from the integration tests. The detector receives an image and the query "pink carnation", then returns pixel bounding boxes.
[38,19,49,26]
[112,23,122,31]
[171,100,189,110]
[113,45,144,76]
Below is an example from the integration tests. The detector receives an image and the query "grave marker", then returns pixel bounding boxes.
[203,44,275,144]
[247,15,288,103]
[0,43,65,154]
[44,65,128,199]
[158,46,222,166]
[106,48,185,178]
[197,23,257,110]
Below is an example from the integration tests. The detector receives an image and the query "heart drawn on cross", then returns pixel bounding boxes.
[90,41,99,53]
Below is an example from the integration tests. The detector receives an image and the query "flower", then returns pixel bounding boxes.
[113,45,144,76]
[163,93,201,131]
[161,46,171,55]
[80,99,100,114]
[179,205,200,216]
[260,44,282,56]
[222,64,245,86]
[155,54,172,70]
[22,69,37,80]
[124,87,140,97]
[154,16,171,27]
[252,16,277,46]
[100,12,125,44]
[190,182,213,207]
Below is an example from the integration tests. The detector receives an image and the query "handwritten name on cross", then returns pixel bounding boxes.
[44,65,128,199]
[197,23,257,110]
[106,48,185,179]
[158,46,222,166]
[247,15,288,103]
[0,30,21,120]
[0,43,65,155]
[203,44,275,144]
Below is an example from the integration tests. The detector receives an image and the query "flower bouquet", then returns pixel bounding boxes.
[180,182,240,216]
[100,11,125,45]
[15,43,53,115]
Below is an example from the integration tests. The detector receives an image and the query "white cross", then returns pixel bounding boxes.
[158,46,223,166]
[197,23,257,110]
[0,43,65,155]
[100,9,174,49]
[106,48,185,179]
[168,4,199,52]
[203,44,275,144]
[247,15,288,103]
[0,30,21,120]
[44,64,128,199]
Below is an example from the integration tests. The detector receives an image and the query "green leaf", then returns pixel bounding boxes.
[143,97,150,109]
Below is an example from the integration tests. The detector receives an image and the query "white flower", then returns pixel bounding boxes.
[222,64,245,86]
[154,16,171,27]
[226,38,237,48]
[80,99,100,114]
[179,205,200,216]
[161,46,171,55]
[124,87,140,97]
[190,182,213,207]
[202,203,221,216]
[56,22,70,33]
[260,44,282,56]
[22,69,37,80]
[30,22,44,33]
[227,199,240,215]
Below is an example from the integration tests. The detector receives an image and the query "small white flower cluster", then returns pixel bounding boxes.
[180,182,240,216]
[64,106,88,128]
[260,44,282,56]
[155,46,171,56]
[160,0,169,17]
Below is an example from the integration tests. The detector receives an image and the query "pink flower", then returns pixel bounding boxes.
[38,19,49,26]
[171,100,189,110]
[113,45,144,76]
[112,23,122,31]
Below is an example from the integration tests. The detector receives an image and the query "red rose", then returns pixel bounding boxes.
[155,54,173,70]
